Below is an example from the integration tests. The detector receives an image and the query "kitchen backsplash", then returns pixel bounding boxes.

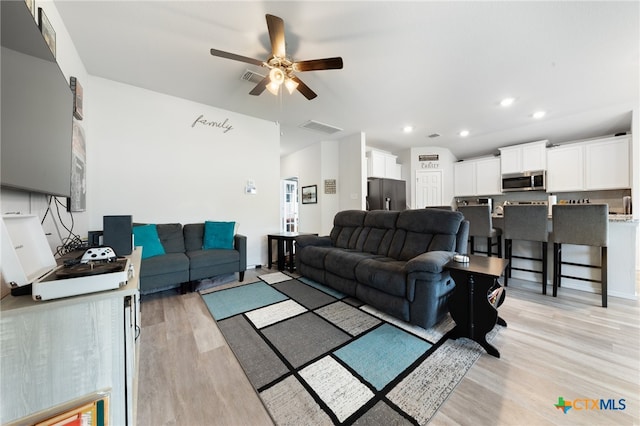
[490,188,632,214]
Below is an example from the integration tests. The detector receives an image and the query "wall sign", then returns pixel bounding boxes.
[324,179,336,194]
[419,154,440,169]
[191,114,234,133]
[420,162,439,169]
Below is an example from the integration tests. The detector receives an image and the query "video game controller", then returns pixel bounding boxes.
[81,247,117,263]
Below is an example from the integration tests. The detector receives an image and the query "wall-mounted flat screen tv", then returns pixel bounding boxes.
[1,46,73,198]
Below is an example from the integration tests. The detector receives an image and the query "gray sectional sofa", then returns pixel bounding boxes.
[137,223,246,295]
[295,209,469,329]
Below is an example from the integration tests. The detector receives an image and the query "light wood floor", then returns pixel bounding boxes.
[136,269,640,426]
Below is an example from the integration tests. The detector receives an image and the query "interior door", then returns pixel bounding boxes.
[281,178,298,232]
[416,170,443,208]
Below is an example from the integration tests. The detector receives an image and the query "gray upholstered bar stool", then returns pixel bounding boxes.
[503,204,549,294]
[551,204,608,307]
[457,205,502,257]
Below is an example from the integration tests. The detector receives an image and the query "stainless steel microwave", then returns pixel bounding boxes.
[501,170,546,192]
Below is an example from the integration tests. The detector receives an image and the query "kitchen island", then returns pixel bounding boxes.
[486,214,637,300]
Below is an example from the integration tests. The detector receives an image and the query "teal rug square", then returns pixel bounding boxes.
[334,323,432,391]
[201,282,288,320]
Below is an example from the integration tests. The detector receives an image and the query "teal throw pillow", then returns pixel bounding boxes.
[133,224,166,259]
[203,221,235,250]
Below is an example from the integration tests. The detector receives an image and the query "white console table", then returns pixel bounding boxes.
[0,248,141,425]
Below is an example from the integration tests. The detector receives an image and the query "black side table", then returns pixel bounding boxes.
[444,255,509,358]
[267,232,316,272]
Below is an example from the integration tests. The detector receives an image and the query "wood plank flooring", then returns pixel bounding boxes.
[137,269,640,425]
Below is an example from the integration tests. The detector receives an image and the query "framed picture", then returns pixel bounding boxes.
[70,77,84,120]
[25,0,35,17]
[36,394,109,426]
[14,391,110,426]
[38,8,56,58]
[68,120,86,212]
[301,185,317,204]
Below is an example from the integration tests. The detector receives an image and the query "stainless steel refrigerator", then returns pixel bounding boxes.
[367,178,407,211]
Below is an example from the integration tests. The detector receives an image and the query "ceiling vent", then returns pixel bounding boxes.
[240,69,265,84]
[299,120,343,134]
[428,133,441,138]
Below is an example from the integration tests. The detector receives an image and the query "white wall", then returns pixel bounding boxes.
[87,77,280,267]
[320,141,340,234]
[281,132,366,236]
[340,132,367,212]
[281,142,322,233]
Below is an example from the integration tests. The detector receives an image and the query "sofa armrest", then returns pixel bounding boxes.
[234,234,247,271]
[295,235,332,248]
[404,251,455,274]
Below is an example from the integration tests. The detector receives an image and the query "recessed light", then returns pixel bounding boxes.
[459,130,470,137]
[500,97,515,107]
[533,110,546,119]
[403,125,414,133]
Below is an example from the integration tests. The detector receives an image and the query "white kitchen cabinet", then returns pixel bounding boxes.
[454,161,476,196]
[367,149,401,179]
[584,136,630,190]
[454,156,501,196]
[475,157,502,195]
[546,144,584,192]
[499,140,547,174]
[546,135,630,192]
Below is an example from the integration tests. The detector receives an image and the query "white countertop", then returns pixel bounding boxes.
[492,214,637,223]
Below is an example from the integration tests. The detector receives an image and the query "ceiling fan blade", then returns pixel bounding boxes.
[292,76,317,100]
[294,57,343,72]
[249,76,269,96]
[266,14,286,58]
[210,48,264,67]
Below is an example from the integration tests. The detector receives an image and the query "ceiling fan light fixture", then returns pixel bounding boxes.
[284,77,298,94]
[269,67,285,85]
[210,14,342,100]
[266,81,280,95]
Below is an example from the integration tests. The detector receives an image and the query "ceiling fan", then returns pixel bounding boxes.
[210,14,343,100]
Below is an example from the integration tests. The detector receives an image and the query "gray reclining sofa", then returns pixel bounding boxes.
[295,209,469,329]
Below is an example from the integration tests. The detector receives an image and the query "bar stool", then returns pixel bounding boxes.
[503,205,549,294]
[551,204,608,307]
[457,205,502,257]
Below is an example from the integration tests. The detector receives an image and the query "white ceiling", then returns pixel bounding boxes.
[54,1,639,159]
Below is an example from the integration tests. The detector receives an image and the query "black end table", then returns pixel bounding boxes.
[267,232,317,272]
[444,255,509,358]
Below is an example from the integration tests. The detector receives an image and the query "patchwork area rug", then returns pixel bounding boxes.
[201,272,500,425]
